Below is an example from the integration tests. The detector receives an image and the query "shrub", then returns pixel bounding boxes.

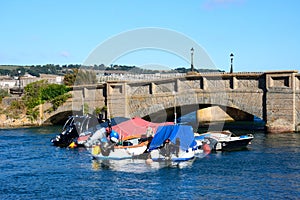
[0,88,10,102]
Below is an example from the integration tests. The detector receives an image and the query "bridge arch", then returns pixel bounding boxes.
[127,88,263,124]
[44,110,74,125]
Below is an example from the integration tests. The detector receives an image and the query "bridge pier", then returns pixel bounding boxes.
[106,81,128,118]
[264,71,298,133]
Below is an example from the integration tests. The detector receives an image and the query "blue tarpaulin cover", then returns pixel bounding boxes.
[149,125,196,151]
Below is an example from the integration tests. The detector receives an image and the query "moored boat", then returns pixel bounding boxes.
[89,132,151,160]
[148,125,213,167]
[90,139,149,160]
[50,115,99,147]
[87,118,174,160]
[80,117,173,149]
[195,130,254,151]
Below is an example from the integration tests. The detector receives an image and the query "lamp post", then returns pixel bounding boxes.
[190,47,194,72]
[18,70,21,96]
[173,91,177,124]
[230,53,234,73]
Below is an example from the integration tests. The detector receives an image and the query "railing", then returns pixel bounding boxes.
[97,73,186,82]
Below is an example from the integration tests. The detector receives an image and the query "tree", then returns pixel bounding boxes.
[64,69,97,86]
[22,80,48,109]
[41,84,70,101]
[63,69,78,86]
[74,69,97,85]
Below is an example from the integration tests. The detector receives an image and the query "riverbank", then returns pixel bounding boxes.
[0,114,39,128]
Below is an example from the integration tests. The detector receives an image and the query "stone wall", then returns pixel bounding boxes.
[265,71,298,132]
[294,74,300,131]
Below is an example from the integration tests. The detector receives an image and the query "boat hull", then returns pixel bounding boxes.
[90,144,148,160]
[150,147,195,162]
[215,138,253,151]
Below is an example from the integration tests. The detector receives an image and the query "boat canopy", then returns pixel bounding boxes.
[97,117,129,128]
[111,117,174,138]
[149,125,197,151]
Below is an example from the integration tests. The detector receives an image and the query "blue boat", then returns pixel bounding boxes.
[148,125,211,167]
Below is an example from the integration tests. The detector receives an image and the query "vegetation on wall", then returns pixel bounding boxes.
[6,100,26,119]
[83,103,89,115]
[48,93,72,112]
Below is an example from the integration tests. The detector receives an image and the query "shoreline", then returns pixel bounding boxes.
[0,115,40,129]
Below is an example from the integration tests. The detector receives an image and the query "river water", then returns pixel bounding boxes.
[0,126,300,199]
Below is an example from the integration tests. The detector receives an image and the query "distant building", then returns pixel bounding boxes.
[0,75,16,89]
[0,73,64,96]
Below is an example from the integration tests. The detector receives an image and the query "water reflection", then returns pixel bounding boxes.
[91,159,153,173]
[264,133,300,149]
[91,158,196,172]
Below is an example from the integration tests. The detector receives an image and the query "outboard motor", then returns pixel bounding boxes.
[50,125,79,147]
[50,116,81,147]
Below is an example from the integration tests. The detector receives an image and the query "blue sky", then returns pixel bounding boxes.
[0,0,299,72]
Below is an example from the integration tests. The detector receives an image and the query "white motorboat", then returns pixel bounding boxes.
[195,130,254,151]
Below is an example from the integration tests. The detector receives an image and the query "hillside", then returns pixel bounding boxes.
[0,64,224,77]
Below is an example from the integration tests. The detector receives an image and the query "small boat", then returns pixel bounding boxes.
[89,132,151,160]
[77,117,171,147]
[195,130,254,151]
[77,117,129,147]
[86,118,175,160]
[148,125,213,167]
[50,115,99,147]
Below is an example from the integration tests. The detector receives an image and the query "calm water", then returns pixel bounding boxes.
[0,126,300,199]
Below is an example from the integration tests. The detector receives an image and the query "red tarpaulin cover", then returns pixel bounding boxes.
[112,117,174,138]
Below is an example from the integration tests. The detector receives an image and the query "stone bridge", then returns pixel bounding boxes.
[43,70,300,132]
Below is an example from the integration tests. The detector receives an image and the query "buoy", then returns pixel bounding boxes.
[68,142,77,148]
[145,158,153,165]
[203,143,211,153]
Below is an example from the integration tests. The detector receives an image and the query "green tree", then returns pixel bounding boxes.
[74,69,97,85]
[64,69,97,86]
[23,80,71,112]
[63,69,78,86]
[22,80,48,109]
[41,84,70,101]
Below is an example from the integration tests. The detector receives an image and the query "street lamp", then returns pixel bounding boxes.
[173,91,177,124]
[230,53,234,73]
[18,70,21,96]
[190,47,194,72]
